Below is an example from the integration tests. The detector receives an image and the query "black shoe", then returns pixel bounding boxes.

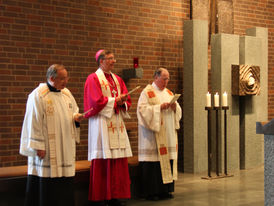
[159,193,174,200]
[89,201,107,206]
[146,195,159,201]
[107,199,126,206]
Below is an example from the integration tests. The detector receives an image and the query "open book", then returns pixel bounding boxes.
[170,94,181,104]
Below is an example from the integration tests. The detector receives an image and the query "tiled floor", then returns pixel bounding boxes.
[128,165,264,206]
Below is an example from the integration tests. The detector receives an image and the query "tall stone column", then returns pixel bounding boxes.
[183,20,208,173]
[239,27,267,169]
[211,33,240,172]
[246,27,268,162]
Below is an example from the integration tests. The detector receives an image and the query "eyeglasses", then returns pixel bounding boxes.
[104,57,116,61]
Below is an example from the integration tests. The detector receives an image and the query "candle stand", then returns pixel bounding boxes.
[202,106,233,179]
[205,107,212,178]
[214,106,221,176]
[222,106,233,178]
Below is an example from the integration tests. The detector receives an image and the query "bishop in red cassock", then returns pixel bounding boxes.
[84,50,132,206]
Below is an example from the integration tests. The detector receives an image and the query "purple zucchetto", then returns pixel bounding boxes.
[95,49,104,62]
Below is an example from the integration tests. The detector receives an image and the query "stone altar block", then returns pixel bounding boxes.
[256,120,274,206]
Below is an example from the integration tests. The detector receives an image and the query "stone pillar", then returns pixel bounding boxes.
[183,20,208,173]
[211,33,240,172]
[246,27,268,162]
[239,28,267,169]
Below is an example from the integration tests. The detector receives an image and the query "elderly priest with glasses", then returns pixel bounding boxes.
[137,67,182,201]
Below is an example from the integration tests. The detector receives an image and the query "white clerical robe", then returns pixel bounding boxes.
[137,82,182,161]
[84,68,132,161]
[20,83,80,178]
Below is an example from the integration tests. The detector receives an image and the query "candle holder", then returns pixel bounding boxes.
[214,106,221,176]
[204,106,213,178]
[222,106,233,177]
[222,106,228,175]
[202,105,233,180]
[133,57,139,68]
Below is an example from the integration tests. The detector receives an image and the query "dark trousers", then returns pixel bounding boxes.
[24,175,75,206]
[139,161,174,198]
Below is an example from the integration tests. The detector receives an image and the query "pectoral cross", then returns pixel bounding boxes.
[112,90,117,97]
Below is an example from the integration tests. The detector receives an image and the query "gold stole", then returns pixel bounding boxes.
[38,85,77,177]
[40,85,76,177]
[144,84,178,184]
[95,69,126,149]
[39,85,58,177]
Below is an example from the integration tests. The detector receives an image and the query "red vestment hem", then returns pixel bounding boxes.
[88,158,131,201]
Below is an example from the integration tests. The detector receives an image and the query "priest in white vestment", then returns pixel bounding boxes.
[137,67,182,200]
[20,64,82,206]
[84,50,132,206]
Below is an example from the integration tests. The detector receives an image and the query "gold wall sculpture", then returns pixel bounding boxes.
[232,65,260,96]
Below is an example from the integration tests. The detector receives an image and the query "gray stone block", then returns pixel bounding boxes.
[239,27,267,169]
[183,20,208,173]
[211,33,240,172]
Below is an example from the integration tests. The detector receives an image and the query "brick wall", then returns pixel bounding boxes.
[0,0,273,167]
[0,0,187,167]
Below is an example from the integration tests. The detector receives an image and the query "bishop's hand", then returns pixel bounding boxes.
[116,94,127,106]
[120,94,128,102]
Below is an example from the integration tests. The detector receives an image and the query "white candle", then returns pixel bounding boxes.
[222,91,228,107]
[214,92,219,107]
[206,92,211,107]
